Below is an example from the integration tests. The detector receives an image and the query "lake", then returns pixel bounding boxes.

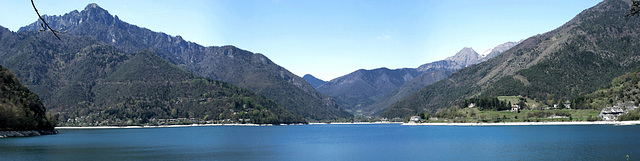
[1,124,639,160]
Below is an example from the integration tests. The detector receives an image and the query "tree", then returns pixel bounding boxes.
[518,100,528,109]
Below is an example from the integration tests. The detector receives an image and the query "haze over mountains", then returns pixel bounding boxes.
[381,0,640,118]
[17,4,351,121]
[311,41,520,116]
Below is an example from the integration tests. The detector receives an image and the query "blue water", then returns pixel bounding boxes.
[1,124,639,160]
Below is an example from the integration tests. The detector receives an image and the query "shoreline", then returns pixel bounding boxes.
[402,121,640,126]
[0,130,58,138]
[55,123,285,129]
[309,122,403,125]
[56,122,403,129]
[54,121,640,129]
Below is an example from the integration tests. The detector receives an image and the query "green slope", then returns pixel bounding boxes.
[568,66,640,120]
[0,28,305,125]
[17,4,352,121]
[86,50,305,125]
[0,65,55,130]
[382,0,640,118]
[572,66,640,110]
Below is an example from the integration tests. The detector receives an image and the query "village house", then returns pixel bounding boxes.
[510,104,519,112]
[468,103,476,108]
[409,116,421,123]
[564,101,571,109]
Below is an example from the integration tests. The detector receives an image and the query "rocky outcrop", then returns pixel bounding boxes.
[0,130,58,138]
[445,47,480,67]
[479,41,523,62]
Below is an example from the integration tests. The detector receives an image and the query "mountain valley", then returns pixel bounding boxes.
[312,41,520,117]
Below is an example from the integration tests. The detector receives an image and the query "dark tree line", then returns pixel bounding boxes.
[463,97,511,111]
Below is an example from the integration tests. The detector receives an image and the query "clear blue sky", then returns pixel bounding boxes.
[0,0,602,81]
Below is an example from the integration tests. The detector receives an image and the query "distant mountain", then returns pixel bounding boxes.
[18,3,351,121]
[303,74,326,88]
[416,60,463,71]
[316,68,421,115]
[479,41,523,62]
[0,28,305,125]
[366,68,455,116]
[437,41,522,69]
[317,42,518,116]
[0,65,55,131]
[445,47,480,67]
[381,0,640,118]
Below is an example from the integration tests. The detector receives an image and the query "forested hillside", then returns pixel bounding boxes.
[316,68,422,116]
[0,27,305,125]
[572,66,640,111]
[0,65,56,130]
[382,0,640,118]
[18,3,351,121]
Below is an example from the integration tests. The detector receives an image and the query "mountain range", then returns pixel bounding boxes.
[381,0,640,118]
[312,42,520,116]
[4,0,637,125]
[316,68,423,116]
[0,26,305,125]
[17,4,351,121]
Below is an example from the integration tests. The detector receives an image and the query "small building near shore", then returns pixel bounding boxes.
[468,103,476,108]
[564,101,571,109]
[409,116,421,123]
[511,104,519,112]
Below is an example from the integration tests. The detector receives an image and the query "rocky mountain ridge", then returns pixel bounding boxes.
[0,28,306,125]
[381,0,640,118]
[315,41,520,116]
[18,3,351,121]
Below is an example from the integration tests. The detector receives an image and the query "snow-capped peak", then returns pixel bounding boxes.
[480,47,494,58]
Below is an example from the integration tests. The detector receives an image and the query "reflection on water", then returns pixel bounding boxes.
[1,124,639,160]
